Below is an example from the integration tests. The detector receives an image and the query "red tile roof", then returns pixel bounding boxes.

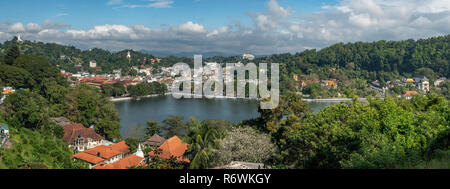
[81,77,109,84]
[83,145,122,160]
[94,155,145,169]
[148,136,190,163]
[72,152,105,165]
[72,141,130,165]
[402,91,419,97]
[110,141,130,154]
[62,124,104,145]
[325,80,338,86]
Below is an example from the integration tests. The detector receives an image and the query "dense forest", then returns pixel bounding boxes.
[0,42,123,168]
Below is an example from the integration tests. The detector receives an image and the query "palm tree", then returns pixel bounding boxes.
[184,117,219,169]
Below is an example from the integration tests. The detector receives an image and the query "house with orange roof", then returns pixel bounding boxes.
[323,80,338,88]
[72,141,130,169]
[94,155,146,169]
[148,136,190,163]
[2,87,15,95]
[402,91,419,100]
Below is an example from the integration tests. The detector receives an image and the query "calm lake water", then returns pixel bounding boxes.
[114,96,338,136]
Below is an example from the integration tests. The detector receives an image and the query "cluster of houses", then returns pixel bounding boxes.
[293,74,339,89]
[51,116,191,169]
[61,64,176,90]
[386,76,446,99]
[293,73,448,100]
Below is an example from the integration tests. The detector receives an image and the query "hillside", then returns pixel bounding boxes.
[0,35,448,79]
[0,38,156,74]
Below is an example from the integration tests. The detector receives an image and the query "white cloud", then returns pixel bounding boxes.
[9,23,25,33]
[26,23,42,33]
[112,0,174,9]
[267,0,292,18]
[178,21,206,33]
[0,0,449,56]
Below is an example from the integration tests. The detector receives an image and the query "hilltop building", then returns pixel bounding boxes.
[16,34,23,43]
[127,51,131,59]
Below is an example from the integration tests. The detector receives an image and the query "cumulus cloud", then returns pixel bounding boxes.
[178,21,206,33]
[0,0,449,56]
[110,0,174,9]
[9,23,25,33]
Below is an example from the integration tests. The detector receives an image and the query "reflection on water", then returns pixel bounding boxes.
[114,96,340,137]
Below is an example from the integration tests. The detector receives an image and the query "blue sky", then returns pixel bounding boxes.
[0,0,338,30]
[0,0,448,56]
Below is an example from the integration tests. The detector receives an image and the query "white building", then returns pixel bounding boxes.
[89,60,97,68]
[242,53,255,61]
[16,34,23,43]
[127,51,131,59]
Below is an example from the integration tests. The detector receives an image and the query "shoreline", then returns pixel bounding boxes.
[110,94,168,102]
[110,93,261,102]
[110,94,371,103]
[302,98,368,102]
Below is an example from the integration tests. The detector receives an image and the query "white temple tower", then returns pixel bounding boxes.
[127,51,131,59]
[134,143,144,158]
[17,34,24,43]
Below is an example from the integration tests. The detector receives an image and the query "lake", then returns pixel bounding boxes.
[114,96,339,136]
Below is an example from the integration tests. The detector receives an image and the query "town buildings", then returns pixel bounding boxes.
[94,154,146,169]
[62,124,106,153]
[73,141,130,169]
[413,76,430,92]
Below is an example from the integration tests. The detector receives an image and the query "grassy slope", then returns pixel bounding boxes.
[0,126,75,169]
